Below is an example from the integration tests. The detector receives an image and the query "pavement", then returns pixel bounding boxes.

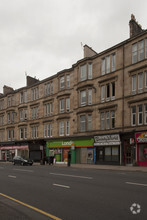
[43,162,147,172]
[1,161,147,172]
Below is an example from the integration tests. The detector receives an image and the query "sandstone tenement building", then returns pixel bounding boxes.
[0,15,147,166]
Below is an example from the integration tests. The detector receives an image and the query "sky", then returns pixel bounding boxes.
[0,0,147,93]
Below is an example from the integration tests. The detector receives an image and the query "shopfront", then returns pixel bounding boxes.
[136,132,147,166]
[0,145,29,161]
[46,138,94,164]
[94,134,121,165]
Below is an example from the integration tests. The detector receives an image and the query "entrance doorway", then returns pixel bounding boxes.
[96,147,104,162]
[124,140,133,165]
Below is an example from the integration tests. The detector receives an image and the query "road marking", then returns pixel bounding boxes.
[8,175,16,178]
[0,193,62,220]
[126,182,147,187]
[13,169,34,173]
[53,184,70,189]
[50,172,93,179]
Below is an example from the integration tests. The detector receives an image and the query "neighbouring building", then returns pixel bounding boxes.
[0,15,147,166]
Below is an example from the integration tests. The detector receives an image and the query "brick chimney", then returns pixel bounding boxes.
[129,14,143,38]
[26,75,39,87]
[3,85,14,95]
[83,44,97,58]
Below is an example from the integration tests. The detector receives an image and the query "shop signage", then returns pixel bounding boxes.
[0,145,28,150]
[135,132,147,143]
[47,139,94,148]
[94,135,120,146]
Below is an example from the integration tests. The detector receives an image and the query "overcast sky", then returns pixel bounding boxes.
[0,0,146,93]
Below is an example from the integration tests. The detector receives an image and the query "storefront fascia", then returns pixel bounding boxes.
[94,134,121,165]
[46,138,94,164]
[0,145,29,161]
[135,132,147,166]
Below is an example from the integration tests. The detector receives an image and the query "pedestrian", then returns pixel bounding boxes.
[68,151,71,167]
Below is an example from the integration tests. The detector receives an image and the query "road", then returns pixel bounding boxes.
[0,163,147,220]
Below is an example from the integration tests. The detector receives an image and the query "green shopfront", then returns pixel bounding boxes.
[46,138,94,164]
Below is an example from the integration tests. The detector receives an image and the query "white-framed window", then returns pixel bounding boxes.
[80,64,87,81]
[44,103,53,116]
[88,63,92,79]
[60,99,64,113]
[101,58,105,75]
[145,71,147,88]
[138,72,143,92]
[66,75,70,89]
[66,121,70,136]
[106,84,110,101]
[24,128,27,139]
[7,113,10,124]
[106,111,110,129]
[80,115,86,132]
[20,92,23,104]
[132,74,137,93]
[138,104,143,125]
[66,98,70,112]
[88,114,92,131]
[111,111,115,129]
[106,56,110,74]
[145,39,147,58]
[131,106,136,126]
[111,82,115,99]
[20,128,23,140]
[144,104,147,124]
[111,53,116,72]
[20,110,23,121]
[32,87,39,100]
[31,107,39,119]
[138,40,144,61]
[132,43,137,64]
[88,89,92,105]
[60,76,65,90]
[8,129,11,141]
[80,90,86,106]
[31,126,38,139]
[101,85,105,102]
[44,124,53,138]
[101,112,105,130]
[59,121,64,136]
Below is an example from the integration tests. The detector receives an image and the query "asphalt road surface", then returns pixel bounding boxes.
[0,163,147,220]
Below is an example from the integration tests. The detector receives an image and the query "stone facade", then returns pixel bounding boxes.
[0,15,147,165]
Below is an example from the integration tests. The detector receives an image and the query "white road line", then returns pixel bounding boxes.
[8,175,16,178]
[13,169,34,173]
[50,172,93,179]
[126,182,147,187]
[53,183,70,189]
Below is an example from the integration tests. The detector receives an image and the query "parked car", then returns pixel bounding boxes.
[12,156,33,166]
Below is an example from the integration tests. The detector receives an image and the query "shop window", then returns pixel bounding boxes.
[139,144,147,161]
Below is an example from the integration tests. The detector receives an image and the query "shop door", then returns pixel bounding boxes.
[125,144,133,165]
[75,148,81,164]
[96,147,104,162]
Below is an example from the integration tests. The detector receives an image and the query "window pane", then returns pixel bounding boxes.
[81,91,86,106]
[132,106,136,125]
[145,104,147,124]
[138,40,144,61]
[88,115,92,131]
[106,111,109,129]
[80,65,87,81]
[132,75,136,92]
[145,71,147,88]
[101,86,105,102]
[111,82,115,98]
[138,105,143,125]
[60,99,64,113]
[80,115,86,132]
[101,58,105,75]
[132,43,137,64]
[66,75,70,88]
[88,63,92,79]
[88,89,92,105]
[101,112,105,130]
[138,73,143,90]
[111,54,115,72]
[106,56,110,73]
[60,76,64,90]
[111,111,115,128]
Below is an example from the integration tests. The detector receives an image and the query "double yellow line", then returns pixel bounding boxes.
[0,193,62,220]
